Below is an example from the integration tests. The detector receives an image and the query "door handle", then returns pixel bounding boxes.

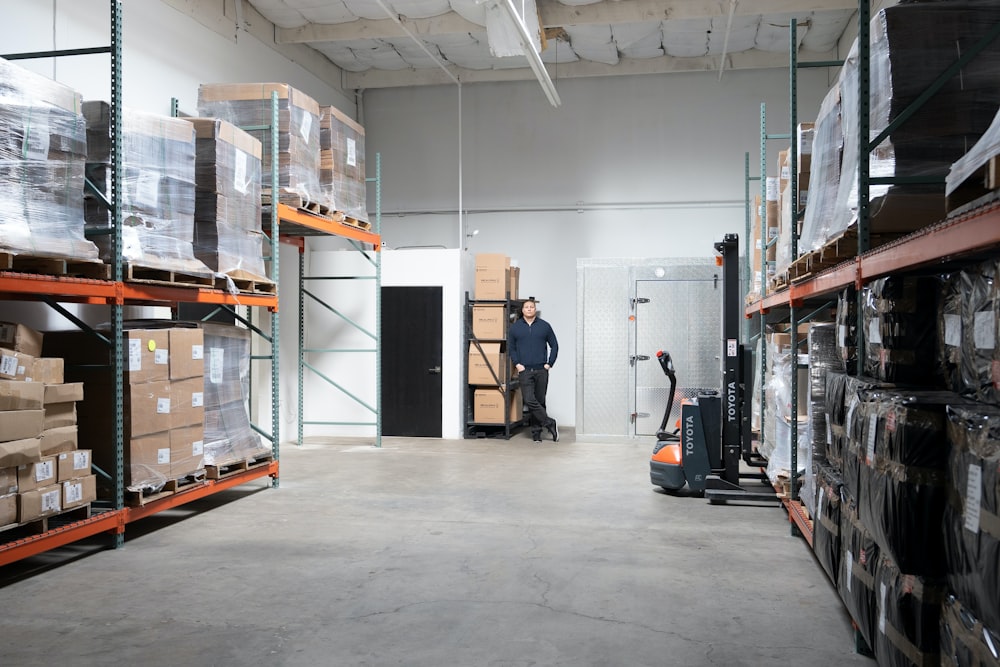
[428,366,442,374]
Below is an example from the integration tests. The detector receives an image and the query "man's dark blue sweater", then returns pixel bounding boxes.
[508,317,558,370]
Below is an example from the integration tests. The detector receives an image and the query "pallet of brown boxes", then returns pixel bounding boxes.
[0,322,94,528]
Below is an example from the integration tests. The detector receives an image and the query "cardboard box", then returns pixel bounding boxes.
[168,328,205,380]
[56,449,91,481]
[0,322,43,357]
[123,380,172,438]
[0,380,44,410]
[170,376,205,429]
[0,467,17,495]
[0,494,15,526]
[18,484,62,522]
[472,304,507,340]
[170,425,205,478]
[43,329,170,384]
[16,456,56,493]
[508,266,520,300]
[0,437,41,468]
[468,343,508,385]
[0,409,44,442]
[473,388,522,424]
[475,254,510,300]
[197,82,321,118]
[0,350,33,380]
[189,117,262,160]
[43,382,84,404]
[127,432,172,489]
[40,426,77,456]
[26,357,64,384]
[62,474,96,509]
[43,402,76,430]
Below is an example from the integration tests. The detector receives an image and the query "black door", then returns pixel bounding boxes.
[381,286,443,437]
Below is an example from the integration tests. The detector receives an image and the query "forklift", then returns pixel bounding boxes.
[649,234,775,503]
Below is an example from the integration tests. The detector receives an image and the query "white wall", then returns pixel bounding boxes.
[363,68,835,427]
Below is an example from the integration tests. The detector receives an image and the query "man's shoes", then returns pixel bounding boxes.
[546,420,559,442]
[532,433,542,443]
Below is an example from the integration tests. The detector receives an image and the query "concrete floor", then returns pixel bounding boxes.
[0,432,872,666]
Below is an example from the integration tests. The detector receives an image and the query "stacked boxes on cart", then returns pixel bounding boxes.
[470,254,521,424]
[792,261,1000,666]
[1,57,368,279]
[0,322,94,526]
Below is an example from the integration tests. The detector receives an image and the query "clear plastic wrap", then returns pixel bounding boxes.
[201,323,269,465]
[939,595,1000,666]
[320,105,368,222]
[873,553,947,667]
[859,390,971,577]
[0,57,99,261]
[939,272,965,394]
[197,83,321,206]
[799,83,843,254]
[831,2,1000,243]
[83,102,209,276]
[944,404,1000,634]
[959,261,998,405]
[809,322,841,464]
[836,287,858,370]
[189,118,267,281]
[947,106,1000,198]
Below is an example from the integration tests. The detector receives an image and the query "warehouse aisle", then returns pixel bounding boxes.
[0,435,872,666]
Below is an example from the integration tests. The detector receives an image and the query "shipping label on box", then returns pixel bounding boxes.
[127,432,172,489]
[17,456,56,493]
[0,409,44,442]
[170,377,205,429]
[18,484,62,522]
[125,330,170,384]
[472,305,507,340]
[0,380,44,410]
[43,382,84,405]
[125,380,172,438]
[56,449,91,482]
[26,357,64,384]
[43,402,76,430]
[0,350,33,380]
[62,475,96,509]
[168,328,205,380]
[39,426,77,456]
[468,343,507,385]
[0,467,17,495]
[0,322,43,357]
[170,425,205,478]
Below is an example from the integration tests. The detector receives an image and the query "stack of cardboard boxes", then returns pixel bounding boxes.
[773,124,814,280]
[319,105,367,222]
[0,322,93,526]
[469,254,522,425]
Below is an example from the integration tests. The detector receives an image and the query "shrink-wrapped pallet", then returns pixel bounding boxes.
[873,553,947,667]
[0,57,99,262]
[812,461,844,588]
[862,275,941,385]
[319,105,367,222]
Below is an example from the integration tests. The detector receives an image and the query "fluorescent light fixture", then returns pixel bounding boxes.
[498,0,561,107]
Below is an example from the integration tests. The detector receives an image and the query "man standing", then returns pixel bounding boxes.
[508,298,559,442]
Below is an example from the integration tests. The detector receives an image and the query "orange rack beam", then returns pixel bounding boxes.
[125,460,278,524]
[272,204,380,247]
[0,510,124,566]
[782,495,814,548]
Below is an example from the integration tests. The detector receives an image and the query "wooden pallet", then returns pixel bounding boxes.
[341,216,372,231]
[786,227,906,284]
[124,263,215,288]
[214,273,276,296]
[262,189,333,217]
[205,454,274,480]
[0,504,93,535]
[126,473,207,507]
[0,252,111,279]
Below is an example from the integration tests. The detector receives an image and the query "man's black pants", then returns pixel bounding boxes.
[519,368,552,437]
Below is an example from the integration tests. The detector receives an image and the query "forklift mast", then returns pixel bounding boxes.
[714,234,742,485]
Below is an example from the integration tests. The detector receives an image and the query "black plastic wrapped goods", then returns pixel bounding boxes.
[809,323,841,463]
[960,261,998,406]
[864,275,941,385]
[944,404,1000,633]
[940,595,1000,667]
[860,390,971,577]
[843,381,895,502]
[940,272,966,394]
[837,287,859,371]
[812,462,843,587]
[826,370,850,466]
[840,496,882,649]
[873,554,946,667]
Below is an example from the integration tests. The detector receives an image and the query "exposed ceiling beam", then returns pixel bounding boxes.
[277,0,857,44]
[343,47,840,89]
